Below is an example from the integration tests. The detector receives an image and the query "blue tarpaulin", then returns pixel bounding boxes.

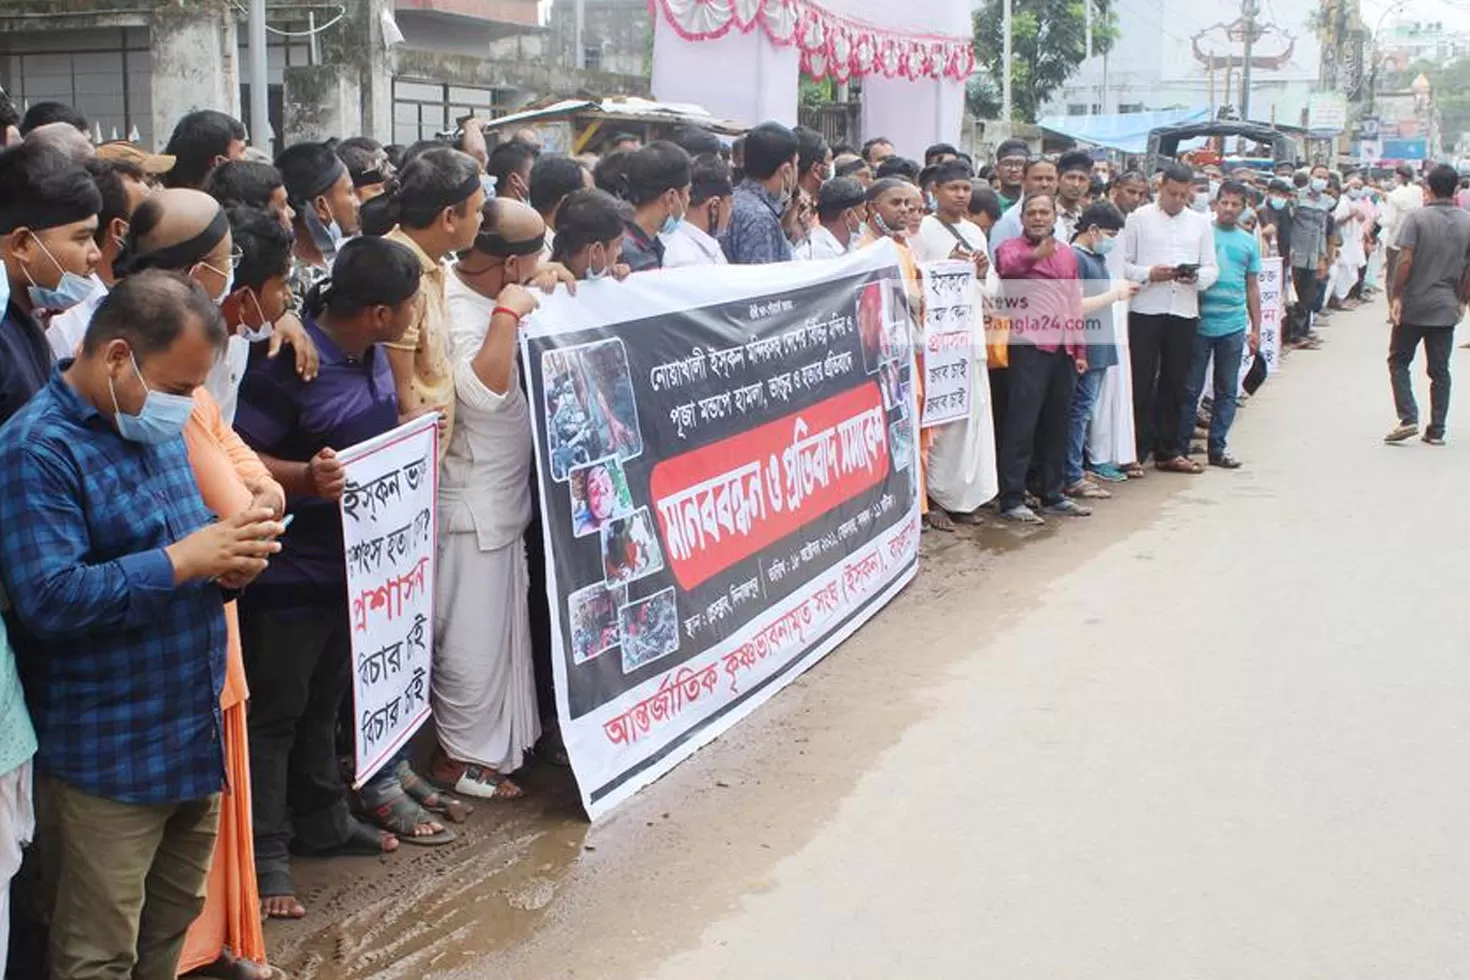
[1035,107,1211,153]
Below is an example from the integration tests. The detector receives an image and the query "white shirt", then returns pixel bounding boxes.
[1381,182,1423,249]
[794,224,850,261]
[203,335,250,426]
[1122,203,1219,318]
[660,221,728,268]
[441,271,534,551]
[43,274,108,361]
[911,214,1000,298]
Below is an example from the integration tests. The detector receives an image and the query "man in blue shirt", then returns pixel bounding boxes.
[1185,180,1261,468]
[721,121,799,265]
[0,140,102,426]
[0,271,283,979]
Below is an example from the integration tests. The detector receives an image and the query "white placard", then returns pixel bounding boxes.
[338,414,439,787]
[919,260,975,428]
[1240,256,1284,386]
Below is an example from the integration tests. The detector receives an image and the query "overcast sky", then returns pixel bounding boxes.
[1360,0,1466,33]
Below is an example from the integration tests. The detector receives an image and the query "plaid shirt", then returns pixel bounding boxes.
[722,179,793,265]
[0,367,227,804]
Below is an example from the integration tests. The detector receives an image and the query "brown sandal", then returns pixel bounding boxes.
[1154,456,1202,474]
[1120,462,1146,478]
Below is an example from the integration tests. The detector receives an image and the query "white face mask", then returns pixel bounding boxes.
[240,289,273,343]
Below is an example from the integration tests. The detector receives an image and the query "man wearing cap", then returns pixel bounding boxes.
[276,140,363,303]
[97,140,176,186]
[795,176,865,260]
[0,141,102,426]
[432,198,572,799]
[993,138,1030,212]
[663,154,733,267]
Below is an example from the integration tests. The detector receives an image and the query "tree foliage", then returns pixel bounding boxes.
[970,0,1116,122]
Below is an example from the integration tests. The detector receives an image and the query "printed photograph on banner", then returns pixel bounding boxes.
[543,338,644,482]
[568,581,625,664]
[569,455,634,538]
[884,277,912,362]
[889,416,913,472]
[878,361,903,413]
[856,280,893,375]
[601,506,666,586]
[897,379,912,420]
[619,586,681,673]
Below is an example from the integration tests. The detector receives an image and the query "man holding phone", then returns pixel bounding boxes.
[1122,162,1218,473]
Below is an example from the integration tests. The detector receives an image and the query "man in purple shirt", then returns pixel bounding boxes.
[993,192,1090,525]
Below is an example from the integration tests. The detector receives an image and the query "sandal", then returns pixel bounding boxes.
[446,764,527,801]
[358,782,457,846]
[1120,462,1146,479]
[1154,456,1202,474]
[291,816,401,858]
[395,759,473,823]
[1041,498,1092,517]
[1064,479,1110,500]
[999,505,1045,525]
[1208,453,1242,469]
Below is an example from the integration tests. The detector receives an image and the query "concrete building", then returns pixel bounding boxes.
[0,0,647,152]
[547,0,651,77]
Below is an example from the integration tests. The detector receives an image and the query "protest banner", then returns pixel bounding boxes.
[337,414,439,787]
[919,259,976,428]
[1247,256,1284,383]
[523,240,923,819]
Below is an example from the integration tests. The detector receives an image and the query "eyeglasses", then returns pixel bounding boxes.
[229,245,244,271]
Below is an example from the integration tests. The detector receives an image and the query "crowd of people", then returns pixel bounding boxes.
[0,86,1466,980]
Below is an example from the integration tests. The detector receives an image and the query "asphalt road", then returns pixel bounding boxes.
[277,297,1470,980]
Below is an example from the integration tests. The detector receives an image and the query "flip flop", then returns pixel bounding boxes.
[291,817,401,858]
[395,759,473,823]
[358,784,457,847]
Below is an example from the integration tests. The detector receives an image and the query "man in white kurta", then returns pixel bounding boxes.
[909,161,999,520]
[431,199,549,799]
[1086,220,1139,477]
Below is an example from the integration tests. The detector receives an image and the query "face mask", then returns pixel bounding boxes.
[660,197,684,236]
[1240,208,1257,226]
[873,211,902,239]
[23,237,93,313]
[823,164,835,181]
[193,260,234,306]
[1347,188,1364,200]
[1094,236,1117,255]
[585,243,610,281]
[1269,195,1289,210]
[240,290,274,343]
[778,168,796,208]
[1310,178,1328,193]
[110,352,194,445]
[1191,192,1210,212]
[305,208,343,260]
[480,173,498,199]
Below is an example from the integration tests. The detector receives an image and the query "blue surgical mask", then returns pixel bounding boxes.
[1269,195,1290,210]
[23,238,94,313]
[305,208,343,260]
[660,202,684,237]
[1310,178,1328,193]
[1094,236,1117,255]
[110,352,195,445]
[585,242,610,281]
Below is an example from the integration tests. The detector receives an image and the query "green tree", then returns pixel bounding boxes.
[970,0,1116,122]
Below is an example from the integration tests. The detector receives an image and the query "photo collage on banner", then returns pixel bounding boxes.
[523,242,924,818]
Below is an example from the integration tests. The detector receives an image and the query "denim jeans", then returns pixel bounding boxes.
[1388,323,1455,437]
[1066,366,1106,485]
[1181,329,1247,458]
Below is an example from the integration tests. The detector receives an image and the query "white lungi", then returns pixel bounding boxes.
[927,353,999,513]
[1087,295,1138,468]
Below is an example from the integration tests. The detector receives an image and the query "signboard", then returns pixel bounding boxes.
[1239,256,1283,386]
[523,242,922,819]
[1308,93,1349,134]
[919,260,975,428]
[1382,138,1428,162]
[338,414,439,787]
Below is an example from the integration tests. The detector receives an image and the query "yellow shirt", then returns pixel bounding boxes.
[385,227,455,453]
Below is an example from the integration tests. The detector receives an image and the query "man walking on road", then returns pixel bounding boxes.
[1385,164,1470,446]
[1380,164,1423,298]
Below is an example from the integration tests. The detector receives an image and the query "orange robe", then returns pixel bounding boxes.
[178,389,271,973]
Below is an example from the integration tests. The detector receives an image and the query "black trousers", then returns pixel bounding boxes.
[1129,312,1199,462]
[240,597,357,897]
[1388,323,1455,438]
[998,343,1075,511]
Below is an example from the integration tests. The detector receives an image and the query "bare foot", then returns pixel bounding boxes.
[262,894,306,919]
[923,508,956,532]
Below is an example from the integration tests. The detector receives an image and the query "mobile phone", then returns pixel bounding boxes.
[1174,263,1200,277]
[281,513,295,531]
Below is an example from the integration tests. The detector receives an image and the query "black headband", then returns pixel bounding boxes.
[473,229,546,256]
[297,157,349,204]
[0,197,100,235]
[123,208,229,273]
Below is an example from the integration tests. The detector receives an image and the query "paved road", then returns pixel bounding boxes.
[276,298,1470,980]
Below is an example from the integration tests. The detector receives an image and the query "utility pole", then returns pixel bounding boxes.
[248,0,270,155]
[1240,0,1260,121]
[575,0,587,70]
[1002,0,1014,121]
[1084,0,1093,60]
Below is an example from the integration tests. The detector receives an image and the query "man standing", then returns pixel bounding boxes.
[162,110,248,190]
[1055,151,1093,240]
[1385,164,1470,445]
[722,121,799,265]
[1185,180,1260,469]
[989,158,1061,250]
[276,141,364,297]
[0,271,283,979]
[487,139,536,203]
[1122,162,1219,473]
[861,137,895,169]
[1109,170,1148,216]
[993,138,1030,212]
[795,176,865,260]
[662,154,733,268]
[1381,164,1423,298]
[794,126,832,203]
[1285,169,1332,348]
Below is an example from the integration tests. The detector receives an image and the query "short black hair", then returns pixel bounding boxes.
[865,177,909,203]
[226,206,293,293]
[605,132,642,150]
[304,236,422,319]
[860,137,893,163]
[336,136,389,184]
[20,101,89,137]
[1074,201,1124,238]
[529,154,589,215]
[795,126,830,178]
[163,110,247,188]
[1427,163,1458,199]
[1216,179,1250,203]
[1058,150,1093,175]
[274,141,344,208]
[487,139,537,191]
[593,149,635,196]
[670,125,723,158]
[968,181,1002,221]
[742,121,800,181]
[1266,177,1293,193]
[203,160,285,211]
[918,165,938,190]
[622,141,692,205]
[689,154,733,206]
[1396,164,1416,181]
[1159,162,1194,186]
[924,142,959,165]
[0,142,102,234]
[86,158,145,246]
[816,176,865,220]
[388,146,481,229]
[83,268,226,356]
[875,156,920,183]
[834,156,869,179]
[549,189,627,265]
[930,159,973,186]
[1110,169,1147,190]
